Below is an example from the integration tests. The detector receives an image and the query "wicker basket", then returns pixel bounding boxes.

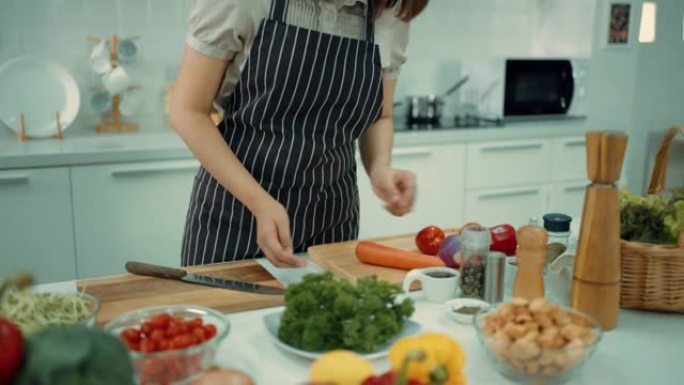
[620,126,684,313]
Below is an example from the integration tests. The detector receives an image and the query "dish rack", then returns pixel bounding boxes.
[15,112,64,141]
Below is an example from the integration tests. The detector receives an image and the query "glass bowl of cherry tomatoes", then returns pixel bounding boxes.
[104,305,230,385]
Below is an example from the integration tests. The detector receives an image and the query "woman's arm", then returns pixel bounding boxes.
[170,47,304,267]
[359,80,416,216]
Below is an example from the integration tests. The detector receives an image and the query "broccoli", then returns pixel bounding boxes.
[277,272,414,353]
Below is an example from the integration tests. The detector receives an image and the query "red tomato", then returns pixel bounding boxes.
[192,327,207,342]
[415,226,445,255]
[149,329,165,342]
[203,324,217,339]
[150,313,172,330]
[188,317,203,329]
[172,335,193,349]
[165,324,182,338]
[140,339,157,353]
[157,339,170,351]
[140,322,154,337]
[490,224,517,256]
[121,328,141,344]
[126,341,140,351]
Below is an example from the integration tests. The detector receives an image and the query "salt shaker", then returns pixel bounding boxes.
[459,226,491,299]
[513,225,548,300]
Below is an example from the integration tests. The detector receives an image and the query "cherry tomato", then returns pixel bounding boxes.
[165,324,182,338]
[192,327,207,342]
[172,334,192,349]
[121,328,141,344]
[140,339,157,353]
[203,324,217,339]
[415,225,445,255]
[149,329,165,342]
[188,317,203,329]
[126,341,140,351]
[150,313,173,330]
[140,322,154,337]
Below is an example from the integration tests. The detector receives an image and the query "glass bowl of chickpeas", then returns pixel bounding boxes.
[105,305,230,385]
[474,297,603,385]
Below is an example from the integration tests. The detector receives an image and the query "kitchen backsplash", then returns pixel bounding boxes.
[0,0,595,139]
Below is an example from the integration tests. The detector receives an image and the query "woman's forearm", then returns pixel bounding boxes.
[172,111,272,212]
[359,79,397,176]
[359,116,393,176]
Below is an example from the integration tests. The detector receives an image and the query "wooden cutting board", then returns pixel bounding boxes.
[308,229,458,286]
[77,261,284,326]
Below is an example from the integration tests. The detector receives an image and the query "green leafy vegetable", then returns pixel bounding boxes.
[278,272,414,353]
[13,325,135,385]
[620,188,684,244]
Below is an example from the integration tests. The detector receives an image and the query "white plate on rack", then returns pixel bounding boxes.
[0,57,80,138]
[263,310,421,360]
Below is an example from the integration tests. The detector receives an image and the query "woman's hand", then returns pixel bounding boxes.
[370,167,416,216]
[252,197,306,268]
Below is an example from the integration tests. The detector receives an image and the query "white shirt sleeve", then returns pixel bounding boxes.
[374,7,410,81]
[185,0,257,61]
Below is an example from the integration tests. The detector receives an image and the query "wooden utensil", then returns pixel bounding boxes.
[513,225,548,300]
[572,131,628,330]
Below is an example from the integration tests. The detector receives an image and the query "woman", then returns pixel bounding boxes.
[171,0,428,268]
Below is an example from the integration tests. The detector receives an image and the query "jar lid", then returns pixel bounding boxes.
[462,226,491,246]
[543,213,572,233]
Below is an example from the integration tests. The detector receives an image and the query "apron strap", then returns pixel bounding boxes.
[365,0,375,44]
[270,0,289,22]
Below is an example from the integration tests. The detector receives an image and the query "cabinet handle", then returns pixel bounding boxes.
[392,147,434,158]
[0,175,29,185]
[563,139,586,147]
[480,143,543,153]
[478,188,541,200]
[563,184,587,192]
[111,163,198,178]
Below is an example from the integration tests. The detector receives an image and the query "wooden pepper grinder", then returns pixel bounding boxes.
[572,131,628,330]
[513,225,548,300]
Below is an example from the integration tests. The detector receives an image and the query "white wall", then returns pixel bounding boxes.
[628,0,684,192]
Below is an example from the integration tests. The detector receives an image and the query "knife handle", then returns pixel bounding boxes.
[125,261,187,280]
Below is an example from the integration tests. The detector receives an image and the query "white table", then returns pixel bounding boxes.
[37,278,683,385]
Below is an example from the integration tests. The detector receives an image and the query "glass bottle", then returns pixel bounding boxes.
[459,226,491,299]
[543,213,572,264]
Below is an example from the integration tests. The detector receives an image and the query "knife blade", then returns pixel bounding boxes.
[125,261,285,295]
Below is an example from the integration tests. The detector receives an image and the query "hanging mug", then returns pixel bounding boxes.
[118,38,139,62]
[102,67,131,95]
[119,88,144,117]
[89,40,111,75]
[90,90,112,113]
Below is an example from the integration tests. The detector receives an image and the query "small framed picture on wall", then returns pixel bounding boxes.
[607,2,632,45]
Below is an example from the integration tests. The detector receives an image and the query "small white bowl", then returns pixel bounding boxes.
[446,298,490,324]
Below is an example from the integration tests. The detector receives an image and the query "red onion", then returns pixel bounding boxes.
[438,234,462,268]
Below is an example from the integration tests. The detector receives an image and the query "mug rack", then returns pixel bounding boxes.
[87,35,140,134]
[15,112,64,142]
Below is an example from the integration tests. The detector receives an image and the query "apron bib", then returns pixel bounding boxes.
[182,0,383,266]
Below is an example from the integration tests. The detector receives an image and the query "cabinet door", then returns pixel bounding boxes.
[465,185,548,228]
[551,136,587,182]
[357,145,465,239]
[466,139,550,189]
[549,182,587,232]
[0,168,76,283]
[72,160,199,278]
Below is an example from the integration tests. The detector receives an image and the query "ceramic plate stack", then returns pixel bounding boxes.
[0,57,80,138]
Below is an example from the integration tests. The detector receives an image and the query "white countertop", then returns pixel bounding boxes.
[0,119,591,170]
[36,268,683,385]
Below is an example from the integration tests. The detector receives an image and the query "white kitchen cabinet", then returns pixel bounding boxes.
[466,139,550,189]
[0,168,76,283]
[551,136,587,182]
[549,182,587,232]
[71,160,199,278]
[465,185,548,228]
[357,144,466,238]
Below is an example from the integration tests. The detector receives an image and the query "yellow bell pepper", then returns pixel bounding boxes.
[389,333,467,385]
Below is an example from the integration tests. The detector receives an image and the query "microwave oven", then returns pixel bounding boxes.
[503,59,589,118]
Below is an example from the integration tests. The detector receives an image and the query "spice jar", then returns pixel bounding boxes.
[459,226,491,299]
[543,213,572,265]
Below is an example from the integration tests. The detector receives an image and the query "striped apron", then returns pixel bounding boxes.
[182,0,383,266]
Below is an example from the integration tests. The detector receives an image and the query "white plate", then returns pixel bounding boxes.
[263,310,421,360]
[0,57,80,138]
[445,298,490,324]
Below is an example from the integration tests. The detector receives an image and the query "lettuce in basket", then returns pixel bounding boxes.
[620,188,682,244]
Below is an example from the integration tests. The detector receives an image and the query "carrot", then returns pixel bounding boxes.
[355,241,446,270]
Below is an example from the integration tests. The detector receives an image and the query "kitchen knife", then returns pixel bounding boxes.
[125,261,285,295]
